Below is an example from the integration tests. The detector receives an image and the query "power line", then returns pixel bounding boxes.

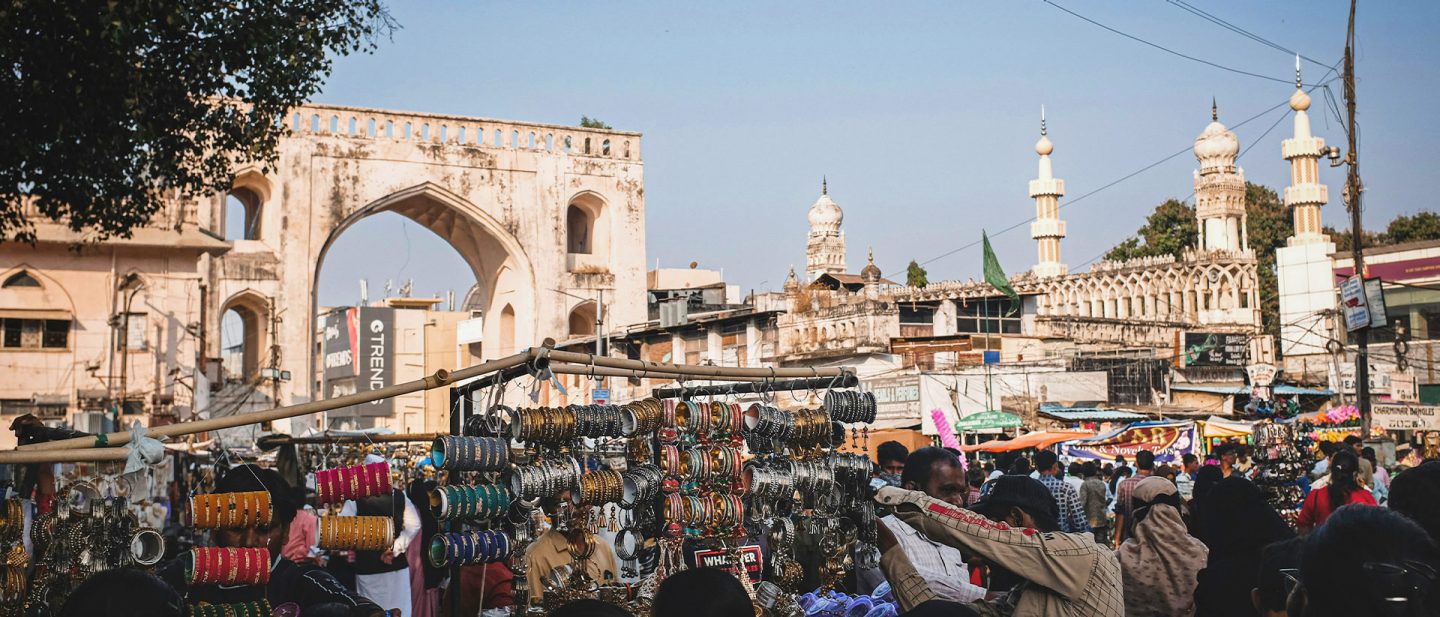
[889,70,1342,279]
[1163,0,1328,67]
[1042,0,1309,86]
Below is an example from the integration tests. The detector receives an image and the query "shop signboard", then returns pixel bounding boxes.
[1364,278,1389,329]
[863,374,921,421]
[592,388,610,405]
[1330,361,1395,395]
[1340,276,1370,331]
[952,410,1021,431]
[1063,421,1197,464]
[1182,332,1248,367]
[1391,369,1418,403]
[321,307,395,417]
[1372,404,1440,431]
[692,545,763,581]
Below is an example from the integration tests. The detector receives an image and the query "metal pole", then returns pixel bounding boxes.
[1343,0,1371,437]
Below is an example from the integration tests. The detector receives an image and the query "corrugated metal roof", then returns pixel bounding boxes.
[1170,385,1334,396]
[1040,409,1148,421]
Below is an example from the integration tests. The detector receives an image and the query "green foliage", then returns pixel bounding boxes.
[0,1,396,242]
[1103,198,1197,262]
[580,116,612,129]
[906,260,929,288]
[1386,211,1440,244]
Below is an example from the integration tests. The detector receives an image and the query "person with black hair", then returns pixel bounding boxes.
[1177,453,1199,500]
[1113,449,1154,544]
[1033,450,1086,533]
[1312,441,1337,479]
[881,447,987,603]
[60,568,184,617]
[876,440,909,487]
[652,568,752,617]
[875,475,1122,616]
[1361,446,1389,504]
[1251,537,1302,617]
[1390,460,1440,543]
[158,464,386,616]
[965,468,987,506]
[337,454,422,615]
[1192,476,1295,617]
[1078,462,1109,546]
[282,486,320,564]
[1290,505,1439,617]
[1298,449,1376,532]
[1065,461,1086,494]
[1008,456,1032,477]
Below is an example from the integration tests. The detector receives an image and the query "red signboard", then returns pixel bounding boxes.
[1334,255,1440,283]
[692,545,763,582]
[1063,422,1197,464]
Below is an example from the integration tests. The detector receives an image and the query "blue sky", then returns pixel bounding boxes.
[310,0,1440,308]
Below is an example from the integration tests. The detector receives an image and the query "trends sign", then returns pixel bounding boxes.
[321,307,395,417]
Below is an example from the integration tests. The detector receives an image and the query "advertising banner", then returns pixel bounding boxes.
[1372,404,1440,432]
[863,374,921,423]
[321,307,395,417]
[1182,333,1248,367]
[1063,421,1197,464]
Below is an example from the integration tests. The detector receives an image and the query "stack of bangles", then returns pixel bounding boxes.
[432,436,510,471]
[620,464,663,509]
[314,461,390,506]
[509,458,580,500]
[743,463,797,501]
[793,458,836,494]
[429,484,512,521]
[427,530,512,568]
[189,600,273,617]
[662,493,745,537]
[318,516,395,551]
[508,407,578,443]
[185,548,271,585]
[572,469,623,505]
[743,404,796,441]
[1,566,24,600]
[621,398,664,435]
[190,492,273,529]
[789,408,832,447]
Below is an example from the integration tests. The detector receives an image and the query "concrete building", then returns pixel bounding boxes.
[1,104,647,445]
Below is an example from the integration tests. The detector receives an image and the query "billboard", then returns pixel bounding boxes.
[1181,332,1248,367]
[320,307,395,417]
[1372,404,1440,431]
[1063,421,1197,464]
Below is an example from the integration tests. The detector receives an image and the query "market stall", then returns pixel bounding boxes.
[1061,420,1199,464]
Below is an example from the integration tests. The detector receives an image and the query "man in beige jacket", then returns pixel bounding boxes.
[875,476,1123,617]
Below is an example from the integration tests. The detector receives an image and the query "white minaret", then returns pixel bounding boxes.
[805,177,847,279]
[1193,100,1248,252]
[1282,57,1330,246]
[1276,57,1339,367]
[1030,106,1068,277]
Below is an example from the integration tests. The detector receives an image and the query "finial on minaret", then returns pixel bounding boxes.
[1212,97,1218,121]
[822,176,827,195]
[1295,54,1303,89]
[1040,105,1047,136]
[867,247,875,264]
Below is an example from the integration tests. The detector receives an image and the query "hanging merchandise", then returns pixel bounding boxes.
[189,491,273,529]
[314,459,390,506]
[318,515,396,551]
[1250,421,1311,527]
[184,548,272,586]
[187,600,273,617]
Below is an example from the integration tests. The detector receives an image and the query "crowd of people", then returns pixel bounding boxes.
[41,434,1440,617]
[867,439,1440,617]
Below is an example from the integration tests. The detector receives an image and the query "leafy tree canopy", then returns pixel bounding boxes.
[1102,198,1196,262]
[1324,210,1440,251]
[906,260,929,288]
[580,116,612,129]
[0,1,395,242]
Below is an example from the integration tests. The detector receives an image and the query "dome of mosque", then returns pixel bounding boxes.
[808,185,843,233]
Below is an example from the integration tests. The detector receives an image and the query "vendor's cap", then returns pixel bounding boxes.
[970,475,1058,523]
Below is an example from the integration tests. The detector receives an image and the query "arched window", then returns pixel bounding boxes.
[567,205,593,254]
[220,293,270,381]
[2,271,41,288]
[498,304,516,357]
[225,187,263,241]
[568,302,597,337]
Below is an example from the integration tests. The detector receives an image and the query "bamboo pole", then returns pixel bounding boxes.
[15,351,535,453]
[0,448,130,464]
[546,363,768,382]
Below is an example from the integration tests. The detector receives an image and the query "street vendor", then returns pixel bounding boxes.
[524,491,620,603]
[159,464,387,617]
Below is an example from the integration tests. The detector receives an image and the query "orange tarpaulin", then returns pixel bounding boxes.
[963,430,1095,453]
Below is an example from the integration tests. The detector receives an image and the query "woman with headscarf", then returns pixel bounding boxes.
[1193,476,1295,617]
[1117,476,1208,617]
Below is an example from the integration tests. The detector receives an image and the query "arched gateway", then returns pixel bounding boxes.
[204,103,646,419]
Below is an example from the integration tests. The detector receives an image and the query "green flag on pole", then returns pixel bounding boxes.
[982,230,1019,316]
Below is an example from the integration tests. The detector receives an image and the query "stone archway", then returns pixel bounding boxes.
[308,182,539,394]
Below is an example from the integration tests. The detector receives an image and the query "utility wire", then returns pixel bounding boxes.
[1042,0,1309,86]
[1164,0,1328,67]
[887,70,1341,279]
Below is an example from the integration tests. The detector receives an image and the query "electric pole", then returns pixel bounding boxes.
[1342,0,1371,437]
